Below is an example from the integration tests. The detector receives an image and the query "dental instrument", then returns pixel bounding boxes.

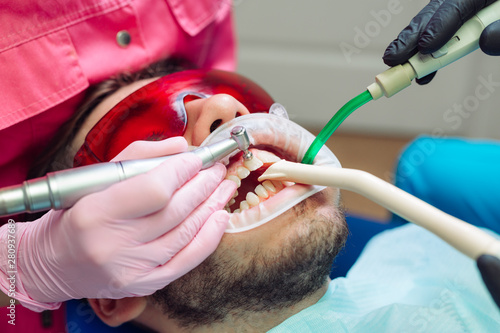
[231,126,253,160]
[302,0,500,164]
[0,126,252,217]
[260,160,500,261]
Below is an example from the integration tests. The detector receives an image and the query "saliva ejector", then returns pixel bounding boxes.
[302,0,500,164]
[0,126,252,217]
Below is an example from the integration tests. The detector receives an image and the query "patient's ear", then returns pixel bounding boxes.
[87,297,147,327]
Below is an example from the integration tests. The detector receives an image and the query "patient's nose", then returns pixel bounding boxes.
[184,94,250,146]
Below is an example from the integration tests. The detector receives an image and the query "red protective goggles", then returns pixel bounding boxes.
[74,70,274,166]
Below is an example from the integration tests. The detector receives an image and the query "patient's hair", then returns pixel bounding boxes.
[28,57,195,179]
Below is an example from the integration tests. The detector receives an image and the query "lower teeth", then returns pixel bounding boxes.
[224,180,295,214]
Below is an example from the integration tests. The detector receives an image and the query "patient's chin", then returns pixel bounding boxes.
[148,198,348,330]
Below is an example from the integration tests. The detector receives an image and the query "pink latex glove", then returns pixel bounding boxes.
[0,137,236,312]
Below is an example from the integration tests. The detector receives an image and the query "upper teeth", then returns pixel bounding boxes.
[226,175,241,187]
[256,150,281,163]
[237,167,250,179]
[224,149,295,213]
[243,156,263,171]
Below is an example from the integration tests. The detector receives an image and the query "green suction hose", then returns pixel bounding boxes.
[301,90,373,164]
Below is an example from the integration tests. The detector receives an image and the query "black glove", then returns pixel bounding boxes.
[383,0,500,85]
[477,255,500,310]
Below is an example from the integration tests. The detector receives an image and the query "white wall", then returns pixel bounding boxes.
[234,0,500,139]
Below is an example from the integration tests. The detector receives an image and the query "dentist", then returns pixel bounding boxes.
[0,0,237,332]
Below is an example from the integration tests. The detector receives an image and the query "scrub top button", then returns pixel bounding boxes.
[116,30,131,47]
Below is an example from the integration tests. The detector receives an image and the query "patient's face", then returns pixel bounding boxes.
[74,76,347,328]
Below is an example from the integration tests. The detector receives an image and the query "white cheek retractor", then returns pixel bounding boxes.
[200,103,341,233]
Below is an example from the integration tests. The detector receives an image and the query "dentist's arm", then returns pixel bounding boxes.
[383,0,500,84]
[0,137,236,312]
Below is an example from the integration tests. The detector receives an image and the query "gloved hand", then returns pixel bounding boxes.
[0,137,236,312]
[383,0,500,85]
[477,254,500,310]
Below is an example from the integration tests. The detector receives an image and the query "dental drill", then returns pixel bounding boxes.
[0,126,252,217]
[302,0,500,164]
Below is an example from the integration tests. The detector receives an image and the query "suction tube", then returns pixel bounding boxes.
[301,91,372,164]
[367,0,500,100]
[259,160,500,261]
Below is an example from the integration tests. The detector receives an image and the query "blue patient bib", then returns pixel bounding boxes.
[270,224,500,333]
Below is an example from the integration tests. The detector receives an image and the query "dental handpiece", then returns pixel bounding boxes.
[367,0,500,99]
[0,126,252,217]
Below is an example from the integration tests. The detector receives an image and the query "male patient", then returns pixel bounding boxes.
[30,59,349,332]
[34,60,500,332]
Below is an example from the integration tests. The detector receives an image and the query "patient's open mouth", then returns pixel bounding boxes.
[224,148,294,213]
[200,112,341,232]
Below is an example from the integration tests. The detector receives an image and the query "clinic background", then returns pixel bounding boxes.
[233,0,500,220]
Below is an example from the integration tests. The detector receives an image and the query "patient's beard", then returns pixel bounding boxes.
[149,192,348,330]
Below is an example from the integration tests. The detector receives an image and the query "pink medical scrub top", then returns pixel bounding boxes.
[0,0,236,191]
[0,1,235,332]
